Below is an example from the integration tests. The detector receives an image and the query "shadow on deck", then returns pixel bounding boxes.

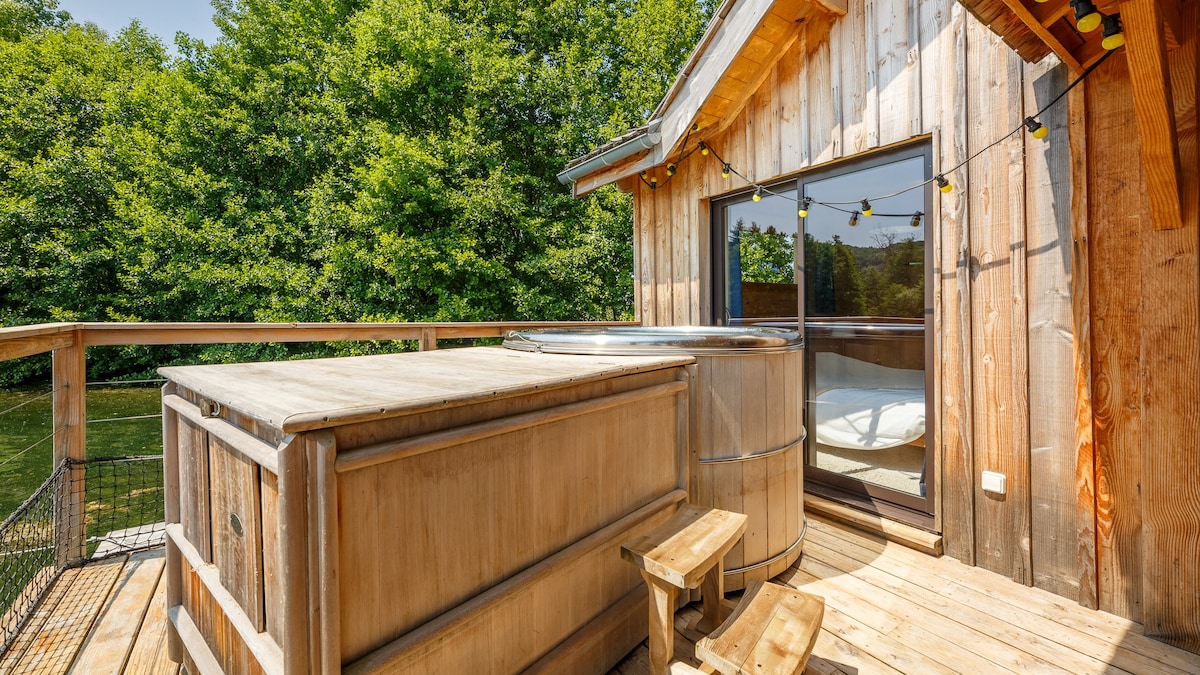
[4,516,1199,674]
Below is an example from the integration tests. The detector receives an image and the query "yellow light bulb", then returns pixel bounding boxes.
[1077,10,1101,32]
[1024,117,1048,140]
[936,174,953,193]
[861,199,873,217]
[752,191,762,203]
[722,164,731,179]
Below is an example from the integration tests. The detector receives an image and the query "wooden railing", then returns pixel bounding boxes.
[0,320,636,565]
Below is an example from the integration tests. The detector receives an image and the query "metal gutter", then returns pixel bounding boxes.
[556,119,662,184]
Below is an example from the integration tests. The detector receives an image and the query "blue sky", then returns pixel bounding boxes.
[55,0,222,53]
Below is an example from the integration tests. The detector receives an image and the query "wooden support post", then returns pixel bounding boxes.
[1124,0,1183,230]
[642,572,678,675]
[161,382,184,662]
[696,559,726,634]
[51,329,86,567]
[419,327,437,351]
[277,434,311,675]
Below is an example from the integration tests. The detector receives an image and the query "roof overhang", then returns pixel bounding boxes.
[958,0,1192,229]
[561,0,844,196]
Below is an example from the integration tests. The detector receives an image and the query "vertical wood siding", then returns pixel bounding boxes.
[627,0,1199,636]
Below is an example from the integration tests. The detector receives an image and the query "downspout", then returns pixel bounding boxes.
[557,119,663,184]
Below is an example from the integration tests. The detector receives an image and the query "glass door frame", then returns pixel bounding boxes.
[709,141,937,528]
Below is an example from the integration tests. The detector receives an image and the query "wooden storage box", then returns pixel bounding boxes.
[160,347,693,674]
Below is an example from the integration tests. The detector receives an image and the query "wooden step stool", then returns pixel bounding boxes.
[621,505,824,675]
[695,579,825,674]
[621,504,748,675]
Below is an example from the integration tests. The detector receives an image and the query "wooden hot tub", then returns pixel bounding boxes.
[159,347,693,674]
[503,326,806,590]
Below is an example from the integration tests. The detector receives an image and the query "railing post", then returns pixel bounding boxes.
[419,327,438,351]
[52,328,87,566]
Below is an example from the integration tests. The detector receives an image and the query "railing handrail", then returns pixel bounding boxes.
[1,320,638,357]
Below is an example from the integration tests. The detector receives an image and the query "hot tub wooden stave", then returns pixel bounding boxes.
[693,348,806,590]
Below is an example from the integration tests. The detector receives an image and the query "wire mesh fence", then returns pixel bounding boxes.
[0,455,164,655]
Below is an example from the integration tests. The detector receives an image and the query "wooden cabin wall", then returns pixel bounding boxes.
[630,0,1092,604]
[1081,4,1199,649]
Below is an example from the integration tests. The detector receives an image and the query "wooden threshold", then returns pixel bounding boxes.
[803,493,942,556]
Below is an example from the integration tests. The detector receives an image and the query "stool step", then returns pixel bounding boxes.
[696,580,824,675]
[621,504,748,589]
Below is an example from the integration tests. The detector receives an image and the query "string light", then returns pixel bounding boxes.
[1071,0,1102,32]
[1024,117,1049,139]
[630,49,1112,227]
[1101,14,1125,50]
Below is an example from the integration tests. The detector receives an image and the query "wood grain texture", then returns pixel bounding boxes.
[52,329,86,566]
[207,436,265,632]
[1137,4,1199,650]
[124,565,179,675]
[69,552,166,675]
[1122,0,1183,230]
[1067,76,1099,611]
[936,1,975,565]
[335,375,687,663]
[160,348,692,433]
[696,580,824,675]
[1022,55,1080,600]
[966,20,1031,584]
[345,491,686,674]
[1086,52,1147,624]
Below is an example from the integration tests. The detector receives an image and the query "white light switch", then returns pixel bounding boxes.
[982,471,1006,495]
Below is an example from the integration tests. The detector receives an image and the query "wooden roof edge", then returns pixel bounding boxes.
[561,0,786,193]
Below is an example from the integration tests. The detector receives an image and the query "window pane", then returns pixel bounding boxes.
[803,156,925,319]
[724,188,798,322]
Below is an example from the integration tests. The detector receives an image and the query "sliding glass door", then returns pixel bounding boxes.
[713,142,934,524]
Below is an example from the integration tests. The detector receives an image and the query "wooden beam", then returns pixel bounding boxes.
[1155,0,1183,47]
[1123,0,1184,229]
[997,0,1083,71]
[810,0,848,17]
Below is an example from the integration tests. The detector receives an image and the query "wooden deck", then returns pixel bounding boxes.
[0,550,177,675]
[613,515,1200,675]
[4,517,1199,674]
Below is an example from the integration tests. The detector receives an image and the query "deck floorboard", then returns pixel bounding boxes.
[0,551,177,675]
[611,515,1200,674]
[4,517,1199,674]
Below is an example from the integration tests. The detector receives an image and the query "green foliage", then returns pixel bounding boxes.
[735,220,795,285]
[0,0,714,383]
[804,232,924,318]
